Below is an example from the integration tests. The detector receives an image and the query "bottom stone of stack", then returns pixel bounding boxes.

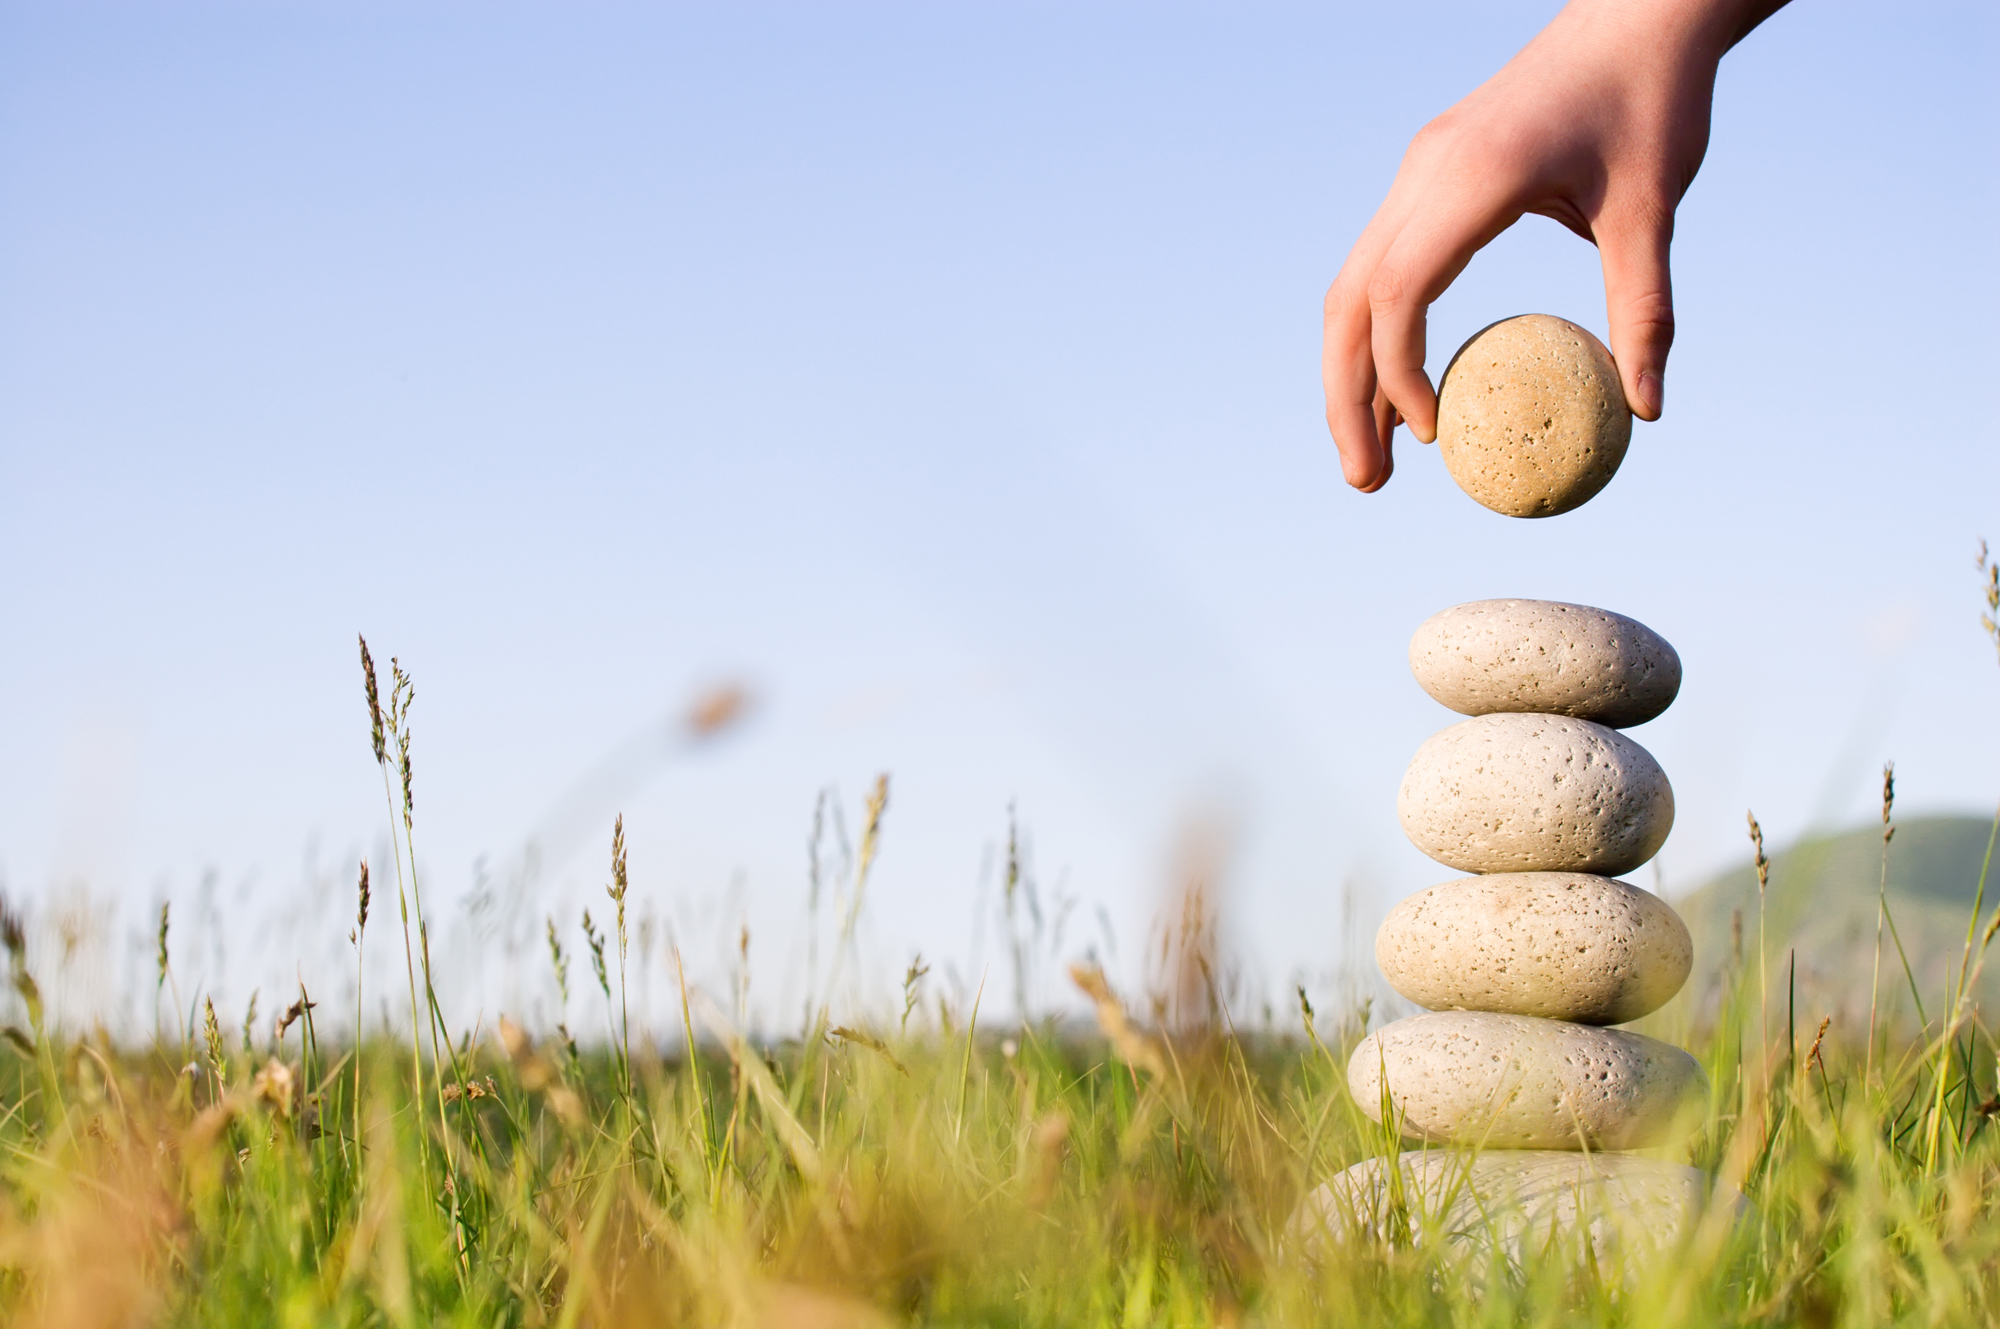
[1293,1150,1739,1265]
[1349,1011,1707,1150]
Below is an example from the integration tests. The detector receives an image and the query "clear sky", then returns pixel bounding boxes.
[1,0,1996,1036]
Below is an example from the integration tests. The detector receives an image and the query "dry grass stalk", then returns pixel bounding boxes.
[1868,762,1896,1083]
[1068,963,1167,1081]
[1748,810,1771,1074]
[828,1026,909,1078]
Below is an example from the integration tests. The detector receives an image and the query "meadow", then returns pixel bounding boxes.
[4,566,2000,1329]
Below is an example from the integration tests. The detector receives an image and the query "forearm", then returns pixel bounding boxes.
[1548,0,1795,63]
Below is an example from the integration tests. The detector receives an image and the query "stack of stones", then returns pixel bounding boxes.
[1305,598,1720,1259]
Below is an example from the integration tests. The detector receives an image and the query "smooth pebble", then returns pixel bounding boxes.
[1410,599,1680,728]
[1348,1011,1706,1150]
[1398,713,1673,876]
[1377,872,1691,1024]
[1436,314,1632,518]
[1293,1150,1736,1267]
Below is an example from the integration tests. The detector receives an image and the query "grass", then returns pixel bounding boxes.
[3,560,2000,1327]
[6,902,2000,1328]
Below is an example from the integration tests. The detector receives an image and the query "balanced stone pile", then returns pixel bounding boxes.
[1303,598,1722,1260]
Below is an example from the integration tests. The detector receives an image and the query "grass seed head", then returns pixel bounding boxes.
[583,911,610,999]
[252,1058,297,1116]
[1981,539,2000,663]
[607,814,628,954]
[686,680,751,739]
[1069,963,1167,1080]
[0,898,25,970]
[1748,810,1770,897]
[358,634,385,764]
[1883,761,1896,842]
[546,916,570,1007]
[858,774,890,893]
[201,997,225,1084]
[0,897,40,1025]
[273,995,313,1045]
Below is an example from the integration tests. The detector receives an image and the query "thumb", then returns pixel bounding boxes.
[1596,199,1677,421]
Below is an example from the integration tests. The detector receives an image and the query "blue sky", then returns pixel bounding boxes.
[1,0,1995,1033]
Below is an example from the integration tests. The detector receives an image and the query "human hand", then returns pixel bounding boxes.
[1324,0,1785,492]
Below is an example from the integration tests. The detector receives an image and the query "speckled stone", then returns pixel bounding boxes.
[1436,315,1632,518]
[1292,1150,1735,1265]
[1377,872,1692,1024]
[1398,713,1674,876]
[1409,599,1681,729]
[1348,1011,1706,1150]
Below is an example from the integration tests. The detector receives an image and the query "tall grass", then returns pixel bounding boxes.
[4,869,2000,1326]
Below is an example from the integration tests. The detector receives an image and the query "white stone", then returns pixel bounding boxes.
[1377,873,1691,1025]
[1347,1011,1706,1150]
[1398,713,1673,876]
[1292,1150,1734,1266]
[1409,599,1680,729]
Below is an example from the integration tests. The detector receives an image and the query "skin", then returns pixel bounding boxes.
[1323,0,1793,492]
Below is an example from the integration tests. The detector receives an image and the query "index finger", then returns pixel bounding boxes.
[1366,190,1522,444]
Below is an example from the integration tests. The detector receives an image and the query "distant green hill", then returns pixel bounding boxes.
[1671,814,2000,1029]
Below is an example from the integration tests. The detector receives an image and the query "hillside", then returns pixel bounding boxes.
[1671,813,2000,1029]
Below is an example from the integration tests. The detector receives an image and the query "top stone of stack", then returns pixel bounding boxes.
[1410,599,1680,729]
[1437,314,1631,517]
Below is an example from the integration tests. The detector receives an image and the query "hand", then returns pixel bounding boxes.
[1323,0,1784,492]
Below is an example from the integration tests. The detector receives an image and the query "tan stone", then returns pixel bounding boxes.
[1347,1011,1706,1150]
[1409,598,1680,729]
[1436,314,1631,518]
[1293,1150,1736,1265]
[1377,872,1692,1024]
[1398,713,1673,876]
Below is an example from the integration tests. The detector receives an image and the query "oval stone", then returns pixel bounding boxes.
[1398,713,1673,876]
[1347,1011,1706,1150]
[1377,873,1692,1024]
[1293,1150,1736,1264]
[1436,314,1631,518]
[1409,599,1680,728]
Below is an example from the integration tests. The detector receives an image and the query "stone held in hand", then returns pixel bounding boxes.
[1436,314,1631,518]
[1376,872,1692,1025]
[1398,713,1674,876]
[1409,599,1681,729]
[1347,1011,1706,1150]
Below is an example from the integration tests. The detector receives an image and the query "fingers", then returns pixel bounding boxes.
[1596,197,1676,421]
[1322,286,1391,490]
[1323,208,1413,491]
[1362,391,1400,493]
[1365,189,1519,446]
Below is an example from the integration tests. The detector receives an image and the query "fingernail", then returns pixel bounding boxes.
[1636,370,1664,418]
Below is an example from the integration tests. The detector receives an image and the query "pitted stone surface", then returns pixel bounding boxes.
[1348,1011,1706,1150]
[1410,599,1680,728]
[1293,1150,1733,1264]
[1436,314,1631,518]
[1377,872,1691,1025]
[1398,713,1673,875]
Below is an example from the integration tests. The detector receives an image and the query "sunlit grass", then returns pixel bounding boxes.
[4,824,2000,1327]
